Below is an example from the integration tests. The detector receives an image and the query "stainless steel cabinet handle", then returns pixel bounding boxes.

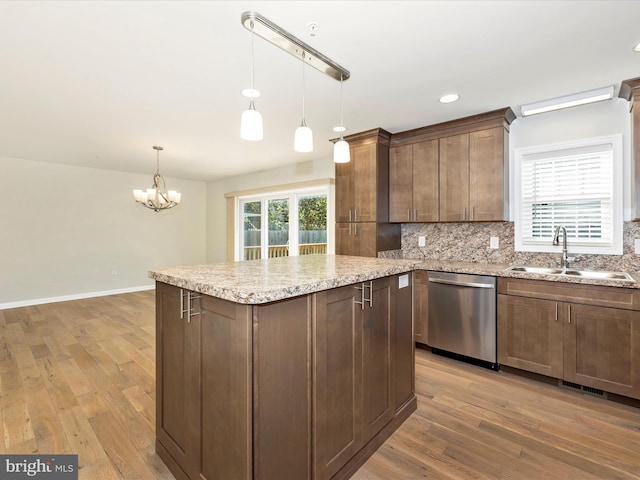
[354,281,373,310]
[407,208,410,221]
[180,289,201,323]
[471,206,475,220]
[348,209,352,222]
[348,223,352,235]
[353,223,357,236]
[354,209,357,222]
[568,304,571,324]
[413,209,417,221]
[555,302,558,321]
[463,207,467,221]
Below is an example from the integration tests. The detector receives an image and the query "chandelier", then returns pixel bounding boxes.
[133,146,181,212]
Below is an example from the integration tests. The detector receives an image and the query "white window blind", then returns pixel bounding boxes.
[515,135,622,255]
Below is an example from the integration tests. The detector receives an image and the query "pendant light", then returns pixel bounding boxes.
[240,20,263,141]
[294,51,313,152]
[333,75,350,163]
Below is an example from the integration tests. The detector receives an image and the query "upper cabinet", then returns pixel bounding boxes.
[389,140,439,222]
[389,107,515,223]
[619,77,640,220]
[335,129,401,257]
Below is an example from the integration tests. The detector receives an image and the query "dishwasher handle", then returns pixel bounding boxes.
[428,277,495,289]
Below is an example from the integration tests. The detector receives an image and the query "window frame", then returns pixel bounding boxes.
[513,134,623,255]
[235,185,330,261]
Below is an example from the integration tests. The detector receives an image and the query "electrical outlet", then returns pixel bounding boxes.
[490,237,499,249]
[635,239,640,254]
[418,236,426,247]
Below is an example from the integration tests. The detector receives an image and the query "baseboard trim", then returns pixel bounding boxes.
[0,285,155,310]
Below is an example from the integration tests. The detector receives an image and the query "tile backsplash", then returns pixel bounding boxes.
[396,221,640,273]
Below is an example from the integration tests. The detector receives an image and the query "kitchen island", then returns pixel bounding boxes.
[149,255,419,480]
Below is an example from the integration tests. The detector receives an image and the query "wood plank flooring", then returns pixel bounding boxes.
[1,290,640,479]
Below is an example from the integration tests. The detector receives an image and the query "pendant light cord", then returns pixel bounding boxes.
[301,51,306,124]
[250,20,255,91]
[339,74,344,140]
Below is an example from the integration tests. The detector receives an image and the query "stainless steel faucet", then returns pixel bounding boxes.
[552,225,571,269]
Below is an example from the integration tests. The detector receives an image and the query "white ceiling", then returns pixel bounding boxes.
[1,1,639,182]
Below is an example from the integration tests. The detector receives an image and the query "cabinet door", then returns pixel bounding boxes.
[353,221,377,257]
[564,304,640,399]
[362,277,394,441]
[497,294,563,378]
[412,140,439,222]
[156,283,193,476]
[335,156,355,223]
[389,145,413,222]
[197,295,252,480]
[335,222,354,256]
[439,133,470,222]
[469,127,505,221]
[353,143,377,222]
[414,270,429,345]
[393,273,414,411]
[314,284,363,480]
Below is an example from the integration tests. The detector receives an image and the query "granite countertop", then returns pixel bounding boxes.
[149,255,419,304]
[413,259,640,289]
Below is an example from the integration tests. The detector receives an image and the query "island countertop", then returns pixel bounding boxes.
[149,254,419,304]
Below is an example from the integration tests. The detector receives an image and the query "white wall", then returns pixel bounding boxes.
[509,98,632,220]
[0,156,207,307]
[206,157,334,263]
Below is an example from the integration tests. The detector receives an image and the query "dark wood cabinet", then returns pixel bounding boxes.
[389,108,514,224]
[156,274,416,480]
[314,277,395,480]
[498,294,563,378]
[314,273,415,480]
[389,140,439,222]
[498,278,640,400]
[440,127,506,222]
[335,129,401,256]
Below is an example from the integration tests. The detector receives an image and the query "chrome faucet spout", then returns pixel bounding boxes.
[552,226,570,268]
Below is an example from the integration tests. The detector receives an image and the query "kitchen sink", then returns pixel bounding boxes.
[505,265,635,282]
[507,266,564,275]
[563,270,634,281]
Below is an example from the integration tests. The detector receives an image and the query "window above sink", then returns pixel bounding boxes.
[513,134,623,256]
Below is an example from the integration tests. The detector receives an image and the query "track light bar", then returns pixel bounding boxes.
[241,11,350,82]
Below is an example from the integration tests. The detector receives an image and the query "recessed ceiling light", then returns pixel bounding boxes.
[634,42,640,52]
[439,94,460,104]
[241,88,260,99]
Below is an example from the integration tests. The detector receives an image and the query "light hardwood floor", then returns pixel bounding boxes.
[1,290,640,479]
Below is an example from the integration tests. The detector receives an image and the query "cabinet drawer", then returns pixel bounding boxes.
[498,277,640,311]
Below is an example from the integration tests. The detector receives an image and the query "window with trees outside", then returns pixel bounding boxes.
[238,187,329,261]
[514,134,622,255]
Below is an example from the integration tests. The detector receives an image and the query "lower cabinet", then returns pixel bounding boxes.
[156,274,416,480]
[498,278,640,400]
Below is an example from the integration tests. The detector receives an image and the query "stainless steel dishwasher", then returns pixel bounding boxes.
[427,271,497,367]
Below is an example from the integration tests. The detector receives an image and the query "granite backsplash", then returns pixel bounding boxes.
[381,221,640,273]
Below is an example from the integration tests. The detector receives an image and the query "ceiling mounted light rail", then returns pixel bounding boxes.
[241,11,350,81]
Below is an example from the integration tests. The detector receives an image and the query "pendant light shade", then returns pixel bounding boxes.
[294,121,313,152]
[240,20,263,141]
[333,139,350,163]
[294,52,313,152]
[241,98,263,141]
